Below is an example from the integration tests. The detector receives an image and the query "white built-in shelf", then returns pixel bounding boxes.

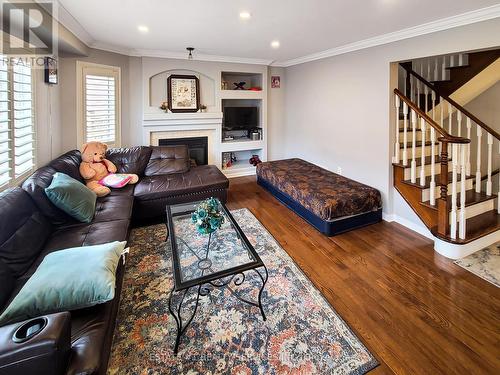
[220,139,264,152]
[219,90,264,100]
[222,160,256,178]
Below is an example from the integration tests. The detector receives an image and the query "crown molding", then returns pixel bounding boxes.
[56,3,500,67]
[272,4,500,67]
[54,1,94,46]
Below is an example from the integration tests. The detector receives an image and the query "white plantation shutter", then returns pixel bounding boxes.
[13,63,35,178]
[79,63,120,147]
[0,58,11,187]
[0,56,35,190]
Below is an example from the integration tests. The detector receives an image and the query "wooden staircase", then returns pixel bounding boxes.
[392,55,500,257]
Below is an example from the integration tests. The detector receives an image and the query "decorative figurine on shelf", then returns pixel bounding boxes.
[160,101,169,112]
[249,155,262,166]
[233,81,246,90]
[191,197,225,235]
[200,104,207,113]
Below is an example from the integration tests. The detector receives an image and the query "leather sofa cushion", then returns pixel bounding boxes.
[106,146,152,176]
[22,166,76,225]
[22,150,84,225]
[0,188,52,278]
[108,184,134,197]
[134,165,229,201]
[144,145,190,176]
[93,196,134,223]
[0,259,14,309]
[49,150,83,183]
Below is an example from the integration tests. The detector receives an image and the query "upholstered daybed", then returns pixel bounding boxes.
[256,158,382,235]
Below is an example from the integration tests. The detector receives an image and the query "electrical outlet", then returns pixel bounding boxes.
[337,167,342,175]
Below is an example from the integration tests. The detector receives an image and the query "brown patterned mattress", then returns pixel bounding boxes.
[256,158,382,221]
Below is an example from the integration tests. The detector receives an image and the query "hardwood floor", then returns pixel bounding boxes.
[226,176,500,375]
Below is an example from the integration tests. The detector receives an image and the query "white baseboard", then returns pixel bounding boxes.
[382,213,434,240]
[383,212,500,259]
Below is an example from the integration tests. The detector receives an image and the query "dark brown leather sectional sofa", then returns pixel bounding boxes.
[0,145,229,375]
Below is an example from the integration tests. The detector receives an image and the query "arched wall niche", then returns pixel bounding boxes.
[149,69,216,109]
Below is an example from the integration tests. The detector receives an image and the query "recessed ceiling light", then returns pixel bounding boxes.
[137,25,149,33]
[239,11,251,20]
[271,40,280,49]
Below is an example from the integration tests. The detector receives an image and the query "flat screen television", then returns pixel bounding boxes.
[223,107,258,130]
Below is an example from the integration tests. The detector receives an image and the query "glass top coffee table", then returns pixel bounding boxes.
[165,199,268,355]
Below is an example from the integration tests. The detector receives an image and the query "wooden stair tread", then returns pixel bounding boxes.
[399,141,438,149]
[420,191,496,210]
[393,155,450,168]
[432,210,500,244]
[445,64,470,70]
[398,127,421,132]
[401,171,474,189]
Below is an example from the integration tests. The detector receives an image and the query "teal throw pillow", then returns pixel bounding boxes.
[0,241,127,325]
[45,172,97,223]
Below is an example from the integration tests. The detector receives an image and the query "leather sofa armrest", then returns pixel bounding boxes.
[0,312,71,375]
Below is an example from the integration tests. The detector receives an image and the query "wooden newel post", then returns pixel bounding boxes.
[437,140,449,236]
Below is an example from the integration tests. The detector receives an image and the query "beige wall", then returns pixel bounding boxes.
[268,66,286,160]
[35,68,61,166]
[59,48,130,151]
[282,18,500,233]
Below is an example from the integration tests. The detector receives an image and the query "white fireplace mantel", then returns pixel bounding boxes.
[142,111,223,166]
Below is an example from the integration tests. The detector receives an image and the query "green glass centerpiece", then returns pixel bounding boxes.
[191,197,225,235]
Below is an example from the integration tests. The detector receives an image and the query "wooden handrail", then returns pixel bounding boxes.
[400,64,500,141]
[394,88,470,145]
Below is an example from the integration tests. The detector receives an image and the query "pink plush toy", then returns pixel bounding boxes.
[79,141,139,197]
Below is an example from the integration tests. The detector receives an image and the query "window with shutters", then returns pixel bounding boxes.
[0,56,35,191]
[77,62,121,148]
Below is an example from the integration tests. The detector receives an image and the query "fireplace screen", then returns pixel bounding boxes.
[158,137,208,166]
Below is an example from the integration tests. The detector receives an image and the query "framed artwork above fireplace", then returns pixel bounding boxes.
[167,74,200,113]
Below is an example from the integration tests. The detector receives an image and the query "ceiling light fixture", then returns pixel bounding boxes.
[186,47,194,60]
[239,11,251,20]
[271,40,280,49]
[137,25,149,33]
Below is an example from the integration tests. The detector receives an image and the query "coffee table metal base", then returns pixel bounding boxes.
[167,265,268,355]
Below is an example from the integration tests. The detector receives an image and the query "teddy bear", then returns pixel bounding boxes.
[79,141,139,197]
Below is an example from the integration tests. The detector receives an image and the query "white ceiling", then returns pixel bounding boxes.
[58,0,500,65]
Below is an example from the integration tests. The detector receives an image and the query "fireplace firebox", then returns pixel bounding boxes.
[159,137,208,166]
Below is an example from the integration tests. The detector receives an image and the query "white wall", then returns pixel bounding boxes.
[281,18,500,232]
[268,66,286,160]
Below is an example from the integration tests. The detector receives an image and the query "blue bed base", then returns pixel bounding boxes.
[257,177,382,236]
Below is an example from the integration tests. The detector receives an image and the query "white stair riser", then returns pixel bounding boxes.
[421,179,474,201]
[400,130,423,141]
[449,199,495,222]
[403,161,453,180]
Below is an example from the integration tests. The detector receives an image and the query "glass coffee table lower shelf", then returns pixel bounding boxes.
[165,200,268,355]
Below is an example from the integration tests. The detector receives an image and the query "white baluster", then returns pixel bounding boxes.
[440,97,444,128]
[486,133,493,196]
[459,144,467,240]
[417,68,421,109]
[476,126,482,193]
[402,102,408,166]
[427,61,431,83]
[431,91,436,121]
[466,118,471,175]
[430,126,436,206]
[394,95,400,163]
[459,53,464,66]
[450,54,455,67]
[411,110,417,183]
[457,111,462,137]
[434,59,438,81]
[448,103,453,135]
[424,85,428,113]
[450,143,458,239]
[420,118,426,186]
[441,57,446,80]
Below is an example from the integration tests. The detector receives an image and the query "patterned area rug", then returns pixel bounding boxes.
[454,242,500,287]
[107,208,378,374]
